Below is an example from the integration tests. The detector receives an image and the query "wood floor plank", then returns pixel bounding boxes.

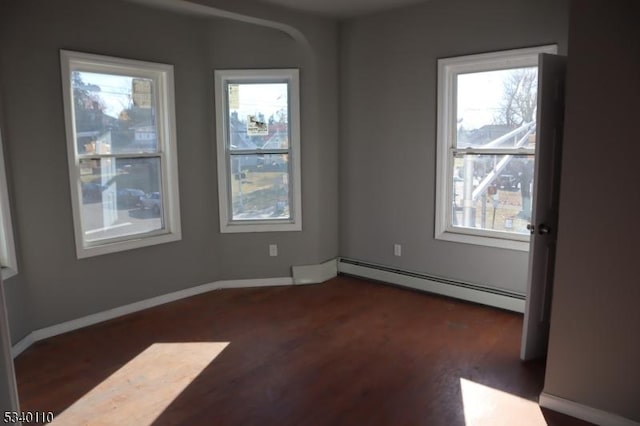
[14,276,593,425]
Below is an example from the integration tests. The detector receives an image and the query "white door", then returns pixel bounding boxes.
[521,53,567,361]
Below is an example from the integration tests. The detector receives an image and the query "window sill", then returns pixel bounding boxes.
[221,221,302,234]
[77,231,181,259]
[435,230,530,251]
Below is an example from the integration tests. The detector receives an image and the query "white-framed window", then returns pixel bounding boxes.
[214,69,302,233]
[0,126,18,280]
[435,45,557,251]
[60,50,181,259]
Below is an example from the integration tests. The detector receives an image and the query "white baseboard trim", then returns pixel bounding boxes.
[11,276,293,359]
[10,333,34,359]
[338,258,525,313]
[540,392,640,426]
[292,258,337,285]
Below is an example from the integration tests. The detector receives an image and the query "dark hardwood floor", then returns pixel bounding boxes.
[15,276,592,425]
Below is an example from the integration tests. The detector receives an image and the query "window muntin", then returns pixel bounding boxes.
[215,70,301,233]
[436,46,557,251]
[61,51,181,258]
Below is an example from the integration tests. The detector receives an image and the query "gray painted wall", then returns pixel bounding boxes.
[3,279,30,344]
[544,1,640,421]
[0,0,338,334]
[339,0,570,294]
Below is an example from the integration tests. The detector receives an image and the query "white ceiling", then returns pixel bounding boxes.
[257,0,430,18]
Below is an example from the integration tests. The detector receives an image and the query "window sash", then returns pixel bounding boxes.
[224,80,291,153]
[68,72,165,157]
[446,152,535,238]
[77,154,166,248]
[227,153,294,223]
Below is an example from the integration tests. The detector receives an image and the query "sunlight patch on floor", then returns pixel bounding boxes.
[460,378,546,426]
[52,342,229,426]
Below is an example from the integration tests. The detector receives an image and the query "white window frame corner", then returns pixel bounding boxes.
[214,68,302,234]
[435,45,557,252]
[60,50,181,259]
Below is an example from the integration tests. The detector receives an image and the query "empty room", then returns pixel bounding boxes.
[0,0,638,425]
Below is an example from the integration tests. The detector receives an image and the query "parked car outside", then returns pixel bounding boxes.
[497,173,519,191]
[81,182,104,203]
[117,188,145,208]
[140,192,162,215]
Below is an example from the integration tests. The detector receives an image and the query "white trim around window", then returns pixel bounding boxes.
[214,69,302,233]
[61,50,181,258]
[0,126,18,280]
[435,45,557,251]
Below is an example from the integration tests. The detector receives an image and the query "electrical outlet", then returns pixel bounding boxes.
[269,244,278,257]
[394,244,402,257]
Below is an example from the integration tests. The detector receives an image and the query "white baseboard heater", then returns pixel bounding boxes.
[337,258,526,313]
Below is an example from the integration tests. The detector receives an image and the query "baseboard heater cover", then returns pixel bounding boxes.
[338,258,525,313]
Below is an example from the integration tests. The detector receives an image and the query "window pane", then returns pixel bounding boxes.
[451,154,534,235]
[227,83,289,151]
[229,154,290,221]
[72,71,158,154]
[456,67,538,149]
[80,157,163,243]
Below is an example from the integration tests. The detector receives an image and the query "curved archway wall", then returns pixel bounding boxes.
[0,0,339,337]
